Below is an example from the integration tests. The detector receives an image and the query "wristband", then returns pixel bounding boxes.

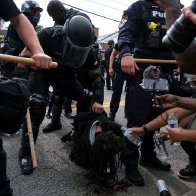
[142,124,149,134]
[121,53,133,58]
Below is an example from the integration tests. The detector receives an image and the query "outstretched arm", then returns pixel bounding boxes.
[131,107,193,136]
[109,48,118,77]
[155,94,196,111]
[10,13,52,69]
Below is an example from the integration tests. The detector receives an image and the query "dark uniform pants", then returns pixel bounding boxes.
[110,68,126,115]
[105,65,112,90]
[0,138,11,195]
[121,66,162,169]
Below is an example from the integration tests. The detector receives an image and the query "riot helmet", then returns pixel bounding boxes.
[63,15,95,68]
[108,40,114,47]
[21,1,43,27]
[21,1,43,13]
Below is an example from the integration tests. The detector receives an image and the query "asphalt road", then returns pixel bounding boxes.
[2,87,196,196]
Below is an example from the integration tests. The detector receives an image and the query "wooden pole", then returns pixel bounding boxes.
[134,58,176,64]
[0,54,177,66]
[0,54,58,68]
[26,108,37,169]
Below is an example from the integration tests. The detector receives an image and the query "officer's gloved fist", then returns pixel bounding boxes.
[83,89,93,97]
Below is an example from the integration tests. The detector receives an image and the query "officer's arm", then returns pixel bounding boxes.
[87,66,104,104]
[10,14,52,69]
[88,67,104,114]
[85,49,104,104]
[118,10,135,57]
[109,48,118,76]
[118,5,139,75]
[10,13,41,55]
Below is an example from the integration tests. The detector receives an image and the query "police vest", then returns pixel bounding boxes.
[135,0,166,49]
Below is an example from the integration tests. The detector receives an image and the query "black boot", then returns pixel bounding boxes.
[125,168,145,186]
[43,95,64,133]
[19,94,46,175]
[178,162,196,179]
[0,139,13,196]
[19,121,41,175]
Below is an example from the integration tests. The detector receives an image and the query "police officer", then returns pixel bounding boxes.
[43,0,94,132]
[46,0,75,123]
[108,43,128,121]
[18,15,104,175]
[104,40,114,90]
[1,0,43,79]
[118,0,175,185]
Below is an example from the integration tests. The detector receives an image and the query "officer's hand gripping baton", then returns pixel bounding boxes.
[0,54,58,68]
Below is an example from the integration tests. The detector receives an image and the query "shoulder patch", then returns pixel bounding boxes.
[118,14,128,29]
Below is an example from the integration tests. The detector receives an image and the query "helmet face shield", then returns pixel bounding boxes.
[63,37,91,68]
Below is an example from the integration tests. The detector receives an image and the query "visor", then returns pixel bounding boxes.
[63,37,91,68]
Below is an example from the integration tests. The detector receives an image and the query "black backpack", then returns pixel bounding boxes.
[0,77,29,134]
